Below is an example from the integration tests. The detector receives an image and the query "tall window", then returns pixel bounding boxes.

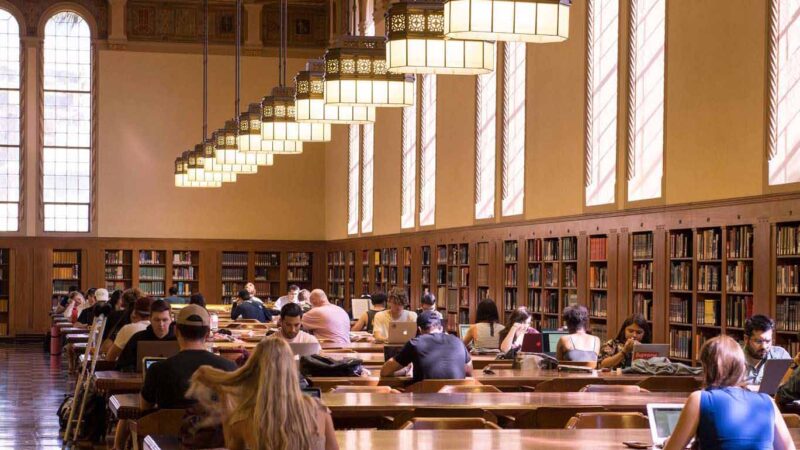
[361,123,374,234]
[502,42,525,216]
[347,124,360,235]
[626,0,664,202]
[768,0,800,185]
[419,75,436,227]
[43,12,92,232]
[585,0,619,206]
[401,105,416,229]
[0,10,20,231]
[475,66,496,220]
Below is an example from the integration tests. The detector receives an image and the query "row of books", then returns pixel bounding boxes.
[172,266,196,280]
[726,262,752,293]
[589,236,607,260]
[421,267,431,284]
[698,265,721,292]
[696,299,720,326]
[633,294,653,320]
[477,242,489,265]
[589,265,607,289]
[287,267,311,282]
[446,245,469,266]
[697,229,721,260]
[436,246,448,265]
[563,265,577,288]
[632,233,654,259]
[477,265,489,286]
[221,267,246,281]
[539,291,560,313]
[776,300,800,331]
[561,238,578,261]
[139,281,165,296]
[172,252,196,265]
[544,265,559,288]
[255,266,280,281]
[222,282,246,296]
[670,262,691,290]
[504,264,518,286]
[777,264,800,294]
[328,283,345,298]
[328,267,346,282]
[0,298,7,312]
[139,250,165,265]
[543,239,559,261]
[53,280,76,295]
[104,266,129,280]
[632,262,653,290]
[139,267,166,281]
[256,252,281,266]
[503,288,518,311]
[777,224,800,256]
[374,248,398,266]
[287,252,311,267]
[669,329,692,359]
[422,247,431,266]
[105,280,128,291]
[52,266,79,280]
[591,323,609,342]
[327,252,347,266]
[589,293,607,317]
[436,267,447,285]
[670,233,691,259]
[726,226,753,259]
[173,281,194,295]
[105,250,129,265]
[53,251,79,265]
[504,241,518,263]
[726,295,753,328]
[669,296,690,323]
[222,252,248,266]
[527,239,543,262]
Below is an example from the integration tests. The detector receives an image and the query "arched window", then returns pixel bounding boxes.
[347,124,360,235]
[502,42,526,216]
[0,9,20,231]
[475,67,496,220]
[401,104,416,229]
[42,12,92,232]
[419,74,436,227]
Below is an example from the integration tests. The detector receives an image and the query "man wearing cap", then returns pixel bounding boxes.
[230,289,272,323]
[114,299,176,372]
[380,311,473,382]
[105,296,154,362]
[141,305,237,410]
[76,288,104,326]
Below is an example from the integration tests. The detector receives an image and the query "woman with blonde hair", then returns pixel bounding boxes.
[187,336,338,450]
[664,335,794,450]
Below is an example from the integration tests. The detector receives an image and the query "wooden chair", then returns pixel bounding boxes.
[392,408,499,429]
[783,414,800,428]
[129,409,186,450]
[404,379,481,393]
[331,385,399,393]
[565,412,650,429]
[580,384,648,393]
[558,361,598,368]
[637,376,701,393]
[515,406,605,429]
[534,378,599,392]
[399,417,502,430]
[438,385,502,393]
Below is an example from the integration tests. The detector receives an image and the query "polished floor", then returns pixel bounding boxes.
[0,343,66,449]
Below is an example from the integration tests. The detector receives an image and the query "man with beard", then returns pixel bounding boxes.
[743,314,792,384]
[276,303,319,344]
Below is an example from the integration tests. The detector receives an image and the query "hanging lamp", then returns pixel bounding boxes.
[324,35,415,107]
[237,103,286,161]
[214,121,259,172]
[443,0,570,43]
[201,139,238,181]
[175,151,222,188]
[385,0,495,74]
[294,59,376,123]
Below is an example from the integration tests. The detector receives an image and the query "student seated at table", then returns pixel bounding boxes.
[351,292,386,333]
[164,285,186,305]
[275,284,301,309]
[114,299,175,372]
[75,288,99,326]
[102,288,145,352]
[245,282,262,304]
[231,289,272,323]
[276,303,319,344]
[54,285,79,314]
[105,296,154,362]
[597,313,651,370]
[380,311,473,382]
[62,291,88,323]
[663,335,795,450]
[372,288,418,342]
[556,304,600,364]
[416,293,447,331]
[742,314,792,384]
[188,337,339,450]
[499,308,537,353]
[189,293,206,308]
[298,288,313,311]
[462,299,504,350]
[302,289,351,345]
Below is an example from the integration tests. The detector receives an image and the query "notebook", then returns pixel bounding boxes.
[647,403,685,448]
[351,298,370,320]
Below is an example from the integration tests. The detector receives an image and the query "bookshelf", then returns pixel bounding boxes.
[588,235,608,342]
[542,237,560,330]
[53,250,81,296]
[347,251,355,303]
[477,241,491,305]
[287,252,313,290]
[526,238,543,330]
[724,225,753,342]
[435,244,447,317]
[631,232,654,326]
[775,222,800,355]
[171,250,199,297]
[104,250,132,292]
[668,229,693,362]
[561,236,578,309]
[0,249,9,336]
[452,243,470,328]
[221,251,248,304]
[328,250,346,306]
[421,246,431,298]
[373,248,398,293]
[503,240,520,319]
[695,227,722,356]
[402,247,412,304]
[361,250,370,295]
[138,250,166,297]
[254,252,281,301]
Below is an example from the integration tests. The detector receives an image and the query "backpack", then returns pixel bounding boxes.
[57,392,106,443]
[299,354,365,377]
[180,401,226,449]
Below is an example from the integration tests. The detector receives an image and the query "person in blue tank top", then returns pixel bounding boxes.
[664,335,795,450]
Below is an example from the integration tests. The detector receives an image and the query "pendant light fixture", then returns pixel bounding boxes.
[214,120,259,172]
[443,0,570,43]
[385,0,495,75]
[176,150,222,187]
[294,59,376,123]
[237,103,284,161]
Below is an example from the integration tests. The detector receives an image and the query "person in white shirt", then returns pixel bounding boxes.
[62,291,88,322]
[245,282,263,304]
[276,303,319,344]
[105,296,153,362]
[275,284,300,309]
[372,288,417,342]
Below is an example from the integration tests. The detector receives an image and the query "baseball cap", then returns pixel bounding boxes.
[177,304,210,327]
[95,288,109,302]
[417,310,442,329]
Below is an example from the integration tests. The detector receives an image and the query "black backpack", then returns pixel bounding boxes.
[299,354,365,377]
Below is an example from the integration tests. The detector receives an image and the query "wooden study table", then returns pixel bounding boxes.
[93,371,142,395]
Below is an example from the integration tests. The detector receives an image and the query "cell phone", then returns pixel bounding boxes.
[622,441,650,449]
[302,388,321,398]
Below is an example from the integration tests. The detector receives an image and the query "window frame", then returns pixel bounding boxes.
[0,4,24,234]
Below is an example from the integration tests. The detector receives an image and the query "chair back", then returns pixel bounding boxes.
[515,406,605,429]
[783,414,800,428]
[558,360,597,368]
[565,412,650,429]
[637,376,701,392]
[580,384,647,393]
[399,417,501,430]
[534,378,598,392]
[332,385,398,393]
[392,408,499,429]
[405,379,480,393]
[438,385,502,394]
[129,409,186,449]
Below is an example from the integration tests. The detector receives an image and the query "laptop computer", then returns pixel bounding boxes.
[632,343,669,361]
[387,322,417,345]
[136,341,180,372]
[142,356,166,372]
[647,403,685,448]
[541,330,568,354]
[289,342,321,357]
[520,332,543,353]
[756,358,793,395]
[459,324,471,339]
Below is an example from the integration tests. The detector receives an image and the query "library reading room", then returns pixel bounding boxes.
[3,0,800,449]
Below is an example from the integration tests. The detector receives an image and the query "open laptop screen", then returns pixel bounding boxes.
[653,407,682,438]
[542,330,567,353]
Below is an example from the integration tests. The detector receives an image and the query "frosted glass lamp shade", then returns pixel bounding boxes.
[261,86,329,152]
[213,123,258,174]
[295,60,376,123]
[201,139,238,182]
[175,152,222,188]
[443,0,570,43]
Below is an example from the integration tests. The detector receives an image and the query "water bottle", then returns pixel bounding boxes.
[210,312,219,331]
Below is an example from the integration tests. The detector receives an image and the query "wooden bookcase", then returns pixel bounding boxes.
[561,236,578,309]
[668,229,693,362]
[588,235,609,342]
[421,246,431,298]
[171,250,199,297]
[138,250,166,297]
[221,251,248,304]
[503,239,520,318]
[53,249,81,296]
[775,222,800,356]
[477,241,491,305]
[104,249,132,292]
[372,247,398,293]
[542,237,559,329]
[526,238,543,330]
[402,247,412,303]
[0,249,9,336]
[631,232,654,327]
[287,252,313,291]
[254,252,281,302]
[361,250,370,295]
[327,250,346,306]
[695,227,723,355]
[723,225,754,343]
[347,250,356,305]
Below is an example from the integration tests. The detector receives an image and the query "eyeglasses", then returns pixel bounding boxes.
[751,338,772,345]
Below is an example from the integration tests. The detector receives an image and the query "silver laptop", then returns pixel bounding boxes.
[757,358,793,395]
[387,322,417,345]
[647,403,685,448]
[632,343,670,361]
[289,342,321,357]
[136,341,179,372]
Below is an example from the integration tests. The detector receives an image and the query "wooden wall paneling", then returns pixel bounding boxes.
[279,249,288,297]
[200,248,216,302]
[86,247,103,291]
[32,247,52,334]
[652,226,667,343]
[577,232,588,307]
[754,218,771,316]
[9,248,27,336]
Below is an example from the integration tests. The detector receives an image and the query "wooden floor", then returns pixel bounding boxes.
[0,343,66,449]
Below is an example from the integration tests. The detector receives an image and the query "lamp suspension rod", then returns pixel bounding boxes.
[235,0,241,121]
[203,0,208,140]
